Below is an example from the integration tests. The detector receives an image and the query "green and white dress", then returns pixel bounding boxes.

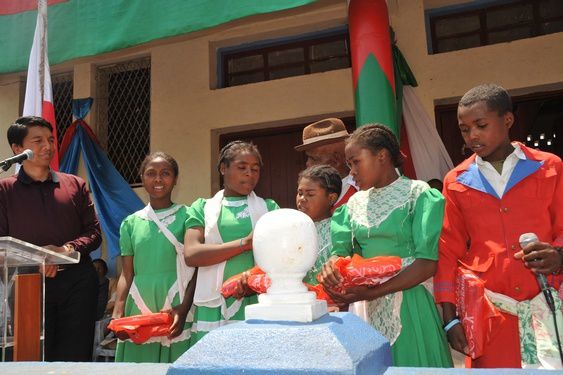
[115,203,194,363]
[331,176,453,367]
[303,218,332,286]
[186,191,279,345]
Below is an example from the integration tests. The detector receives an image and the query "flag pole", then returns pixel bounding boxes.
[23,0,59,170]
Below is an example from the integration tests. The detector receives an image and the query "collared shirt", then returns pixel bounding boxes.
[475,143,526,198]
[0,168,101,264]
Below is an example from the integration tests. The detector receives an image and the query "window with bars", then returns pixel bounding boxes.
[221,28,351,88]
[96,57,150,186]
[427,0,563,54]
[52,72,73,146]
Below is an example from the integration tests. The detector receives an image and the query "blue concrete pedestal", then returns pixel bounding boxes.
[168,312,391,375]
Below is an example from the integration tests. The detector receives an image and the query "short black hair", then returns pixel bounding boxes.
[217,141,262,172]
[346,124,405,168]
[459,83,512,116]
[298,165,342,196]
[139,151,179,177]
[7,116,53,147]
[92,258,108,274]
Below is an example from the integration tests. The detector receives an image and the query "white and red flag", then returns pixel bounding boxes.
[22,0,59,170]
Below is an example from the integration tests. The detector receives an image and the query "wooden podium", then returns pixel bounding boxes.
[0,237,80,361]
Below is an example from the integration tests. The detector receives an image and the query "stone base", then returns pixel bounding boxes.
[168,312,392,375]
[245,299,327,322]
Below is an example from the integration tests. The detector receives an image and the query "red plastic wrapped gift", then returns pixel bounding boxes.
[456,267,504,359]
[220,266,265,298]
[108,312,172,344]
[306,283,335,305]
[318,254,402,288]
[247,273,271,294]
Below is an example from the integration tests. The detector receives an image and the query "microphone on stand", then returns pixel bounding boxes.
[519,233,556,313]
[0,149,33,171]
[519,232,563,366]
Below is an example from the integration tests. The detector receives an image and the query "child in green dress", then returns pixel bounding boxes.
[184,141,279,345]
[319,124,453,367]
[296,165,342,286]
[113,152,197,363]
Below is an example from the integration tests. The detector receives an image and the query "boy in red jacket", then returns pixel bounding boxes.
[434,84,563,368]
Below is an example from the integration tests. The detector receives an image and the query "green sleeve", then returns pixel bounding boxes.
[181,204,190,233]
[266,199,280,211]
[185,198,206,229]
[119,216,134,257]
[330,204,354,257]
[412,188,445,260]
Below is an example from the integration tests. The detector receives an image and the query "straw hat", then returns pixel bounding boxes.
[294,118,349,151]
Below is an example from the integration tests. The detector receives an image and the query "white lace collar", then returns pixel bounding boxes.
[347,177,428,229]
[221,197,247,207]
[135,203,182,227]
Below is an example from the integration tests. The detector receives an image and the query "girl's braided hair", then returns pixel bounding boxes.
[139,151,179,177]
[346,124,404,168]
[298,165,342,196]
[217,140,263,172]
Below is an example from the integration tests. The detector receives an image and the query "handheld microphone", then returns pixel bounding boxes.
[0,149,33,171]
[519,232,556,313]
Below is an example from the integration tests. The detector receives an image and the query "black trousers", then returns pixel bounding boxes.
[44,262,98,361]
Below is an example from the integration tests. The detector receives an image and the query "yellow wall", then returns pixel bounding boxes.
[150,1,352,204]
[0,0,562,206]
[392,1,563,116]
[0,77,23,167]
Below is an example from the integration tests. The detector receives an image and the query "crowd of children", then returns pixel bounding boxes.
[70,84,563,367]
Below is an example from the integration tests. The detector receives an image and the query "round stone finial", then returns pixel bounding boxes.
[246,209,328,322]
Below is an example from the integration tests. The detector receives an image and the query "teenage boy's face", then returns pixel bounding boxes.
[296,177,336,222]
[12,126,55,169]
[458,101,514,162]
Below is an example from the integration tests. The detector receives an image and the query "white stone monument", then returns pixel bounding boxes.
[245,209,328,322]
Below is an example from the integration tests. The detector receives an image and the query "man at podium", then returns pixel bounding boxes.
[0,116,102,361]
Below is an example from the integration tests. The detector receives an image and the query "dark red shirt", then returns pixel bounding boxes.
[0,169,101,264]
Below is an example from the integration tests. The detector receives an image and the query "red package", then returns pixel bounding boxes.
[108,312,172,344]
[220,266,265,298]
[306,283,335,305]
[456,267,504,359]
[220,266,334,305]
[318,254,402,288]
[247,273,271,294]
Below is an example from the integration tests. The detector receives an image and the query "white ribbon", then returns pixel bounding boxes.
[143,204,195,303]
[193,190,267,321]
[485,288,563,369]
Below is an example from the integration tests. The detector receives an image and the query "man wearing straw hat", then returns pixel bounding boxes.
[295,118,358,210]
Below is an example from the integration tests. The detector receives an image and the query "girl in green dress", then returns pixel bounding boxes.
[320,124,453,367]
[113,152,197,363]
[185,141,279,345]
[296,165,341,286]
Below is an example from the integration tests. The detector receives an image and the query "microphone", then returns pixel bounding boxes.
[0,149,33,171]
[519,232,556,313]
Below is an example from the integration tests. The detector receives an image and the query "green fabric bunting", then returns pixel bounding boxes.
[0,0,316,74]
